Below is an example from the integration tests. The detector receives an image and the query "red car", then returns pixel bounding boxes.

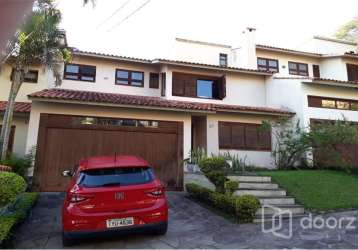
[61,155,168,246]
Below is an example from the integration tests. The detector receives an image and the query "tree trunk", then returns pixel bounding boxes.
[0,69,23,160]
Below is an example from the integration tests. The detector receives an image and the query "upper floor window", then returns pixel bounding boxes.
[288,61,308,76]
[11,69,38,83]
[64,63,96,82]
[347,64,358,81]
[115,69,144,87]
[308,96,358,111]
[197,80,214,99]
[257,58,279,72]
[219,53,228,67]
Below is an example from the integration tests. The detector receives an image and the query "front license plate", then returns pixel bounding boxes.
[106,217,134,228]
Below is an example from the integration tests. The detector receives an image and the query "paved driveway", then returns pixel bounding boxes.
[13,192,358,249]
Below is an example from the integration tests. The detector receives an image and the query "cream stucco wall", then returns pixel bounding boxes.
[297,38,357,55]
[0,115,29,156]
[206,113,276,168]
[0,63,49,102]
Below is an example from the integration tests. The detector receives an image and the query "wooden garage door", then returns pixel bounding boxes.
[33,114,183,191]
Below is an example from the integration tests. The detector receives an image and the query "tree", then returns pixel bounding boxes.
[335,16,358,42]
[0,0,71,160]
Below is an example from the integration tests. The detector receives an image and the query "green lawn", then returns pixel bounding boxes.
[258,170,358,211]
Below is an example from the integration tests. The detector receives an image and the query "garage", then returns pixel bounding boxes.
[33,114,183,191]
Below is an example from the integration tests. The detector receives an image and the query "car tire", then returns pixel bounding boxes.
[154,222,168,235]
[62,232,74,247]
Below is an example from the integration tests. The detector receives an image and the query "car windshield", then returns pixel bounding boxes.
[77,167,155,188]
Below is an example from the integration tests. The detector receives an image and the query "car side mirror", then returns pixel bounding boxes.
[62,170,73,177]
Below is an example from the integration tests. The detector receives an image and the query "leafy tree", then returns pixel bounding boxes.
[262,118,358,172]
[335,16,358,42]
[0,0,71,160]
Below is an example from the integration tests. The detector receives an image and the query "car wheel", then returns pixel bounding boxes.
[154,222,168,235]
[62,232,74,247]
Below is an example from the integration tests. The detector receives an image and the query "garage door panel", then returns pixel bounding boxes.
[35,114,183,191]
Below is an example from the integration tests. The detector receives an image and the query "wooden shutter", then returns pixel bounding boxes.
[347,64,358,81]
[218,75,226,100]
[232,124,245,148]
[184,76,196,97]
[258,128,271,150]
[245,125,259,149]
[219,122,232,148]
[149,73,159,89]
[172,73,185,96]
[161,73,166,97]
[307,96,322,108]
[0,126,15,154]
[313,65,320,78]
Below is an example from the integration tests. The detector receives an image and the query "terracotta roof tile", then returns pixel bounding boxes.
[0,101,31,113]
[28,89,294,116]
[311,77,358,85]
[256,44,322,57]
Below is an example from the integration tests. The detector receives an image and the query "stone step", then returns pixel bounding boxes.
[235,189,286,197]
[228,175,271,183]
[239,182,278,190]
[258,196,296,205]
[254,213,305,223]
[256,204,305,215]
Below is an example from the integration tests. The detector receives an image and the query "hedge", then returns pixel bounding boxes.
[0,192,38,246]
[0,172,27,207]
[186,183,260,223]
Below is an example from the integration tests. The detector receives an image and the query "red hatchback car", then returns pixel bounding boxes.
[61,155,168,246]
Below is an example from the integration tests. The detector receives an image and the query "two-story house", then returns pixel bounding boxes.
[1,28,358,192]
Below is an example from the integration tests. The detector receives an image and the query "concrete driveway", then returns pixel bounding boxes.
[13,192,358,249]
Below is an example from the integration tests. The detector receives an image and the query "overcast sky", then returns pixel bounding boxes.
[57,0,358,59]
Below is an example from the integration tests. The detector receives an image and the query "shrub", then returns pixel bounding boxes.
[186,183,260,223]
[225,180,239,195]
[0,192,38,244]
[235,195,260,223]
[0,165,12,172]
[0,154,32,178]
[0,172,27,207]
[199,157,230,193]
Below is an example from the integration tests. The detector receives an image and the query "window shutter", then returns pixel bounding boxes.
[161,73,166,97]
[149,73,159,89]
[258,128,271,150]
[232,124,245,148]
[219,122,232,148]
[218,75,226,100]
[185,76,196,97]
[172,73,185,96]
[347,64,358,81]
[313,65,320,78]
[245,125,259,149]
[307,96,322,108]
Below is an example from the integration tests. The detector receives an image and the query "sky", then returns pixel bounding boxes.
[57,0,358,59]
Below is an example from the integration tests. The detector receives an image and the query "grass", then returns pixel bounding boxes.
[258,170,358,211]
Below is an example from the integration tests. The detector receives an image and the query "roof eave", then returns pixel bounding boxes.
[302,80,358,89]
[256,46,322,58]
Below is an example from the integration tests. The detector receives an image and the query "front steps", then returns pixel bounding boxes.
[230,175,305,222]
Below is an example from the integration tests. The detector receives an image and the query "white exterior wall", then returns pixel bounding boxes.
[206,113,276,168]
[256,50,320,78]
[58,56,162,97]
[0,63,49,102]
[298,37,357,55]
[0,116,29,156]
[25,101,193,174]
[320,57,348,81]
[169,39,232,66]
[165,66,267,107]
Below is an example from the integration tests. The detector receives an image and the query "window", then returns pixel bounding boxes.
[149,73,159,88]
[288,61,308,76]
[78,167,155,187]
[313,64,320,78]
[115,69,144,87]
[257,58,279,72]
[197,80,214,99]
[64,63,96,82]
[308,96,358,111]
[219,122,271,151]
[347,64,358,81]
[219,53,228,67]
[11,69,38,83]
[73,117,159,128]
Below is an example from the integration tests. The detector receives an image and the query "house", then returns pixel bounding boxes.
[1,28,358,191]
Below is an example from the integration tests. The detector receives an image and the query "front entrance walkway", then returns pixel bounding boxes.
[13,192,358,249]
